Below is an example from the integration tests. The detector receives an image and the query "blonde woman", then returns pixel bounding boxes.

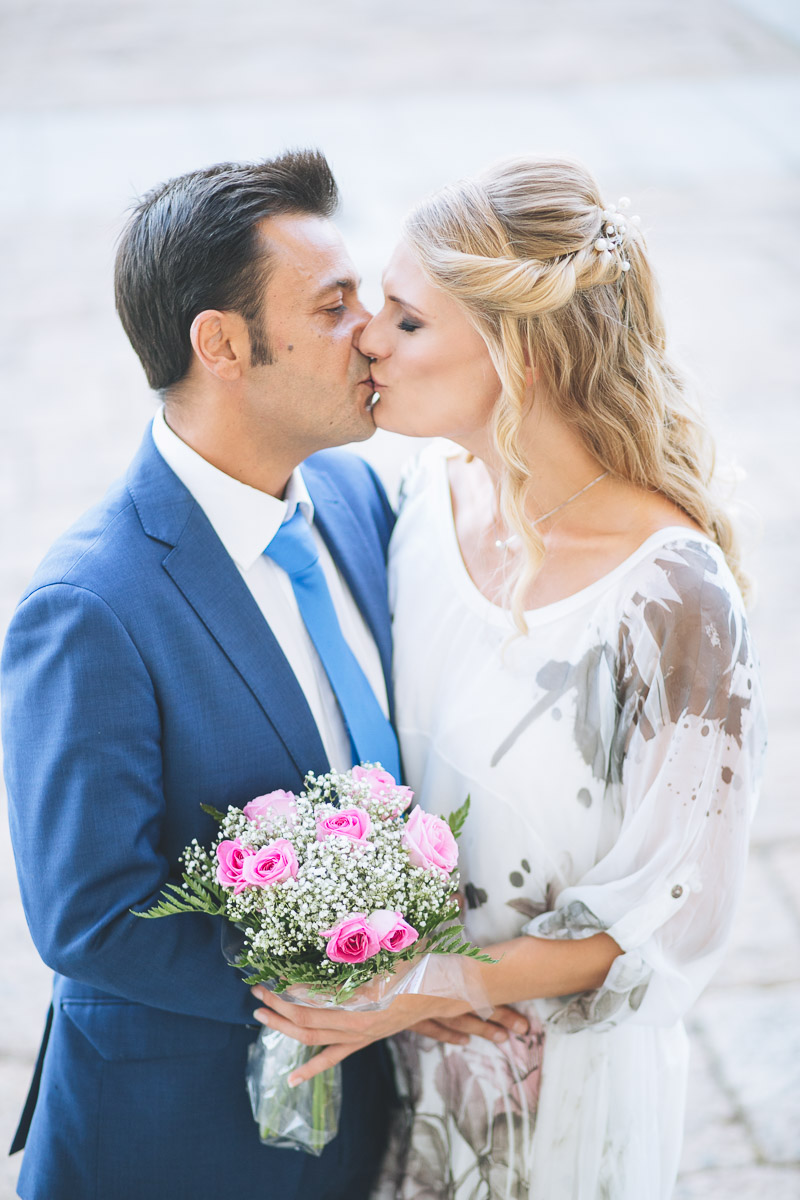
[252,159,766,1199]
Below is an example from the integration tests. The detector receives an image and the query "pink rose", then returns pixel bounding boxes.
[321,914,381,963]
[216,839,253,894]
[240,839,298,887]
[316,807,372,843]
[368,909,419,953]
[402,806,458,875]
[243,790,298,829]
[352,766,413,815]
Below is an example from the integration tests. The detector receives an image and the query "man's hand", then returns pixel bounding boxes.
[408,1005,529,1046]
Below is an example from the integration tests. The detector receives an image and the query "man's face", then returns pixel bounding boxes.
[244,213,377,455]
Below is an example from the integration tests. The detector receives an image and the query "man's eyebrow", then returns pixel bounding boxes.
[312,276,361,302]
[388,295,426,319]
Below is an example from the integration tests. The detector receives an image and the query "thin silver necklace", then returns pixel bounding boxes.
[494,471,609,551]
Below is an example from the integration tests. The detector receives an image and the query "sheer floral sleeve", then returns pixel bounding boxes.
[524,539,767,1032]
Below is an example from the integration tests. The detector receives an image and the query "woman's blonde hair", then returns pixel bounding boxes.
[403,157,747,629]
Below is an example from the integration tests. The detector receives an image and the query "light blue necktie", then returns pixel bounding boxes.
[265,509,401,780]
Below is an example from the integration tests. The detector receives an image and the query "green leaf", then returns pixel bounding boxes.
[421,916,497,964]
[134,875,226,920]
[200,804,227,823]
[447,795,471,840]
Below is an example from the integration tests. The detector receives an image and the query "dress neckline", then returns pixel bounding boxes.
[435,450,718,627]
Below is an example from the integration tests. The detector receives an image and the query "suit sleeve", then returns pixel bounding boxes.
[2,582,255,1025]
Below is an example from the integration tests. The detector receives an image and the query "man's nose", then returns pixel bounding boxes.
[352,300,373,333]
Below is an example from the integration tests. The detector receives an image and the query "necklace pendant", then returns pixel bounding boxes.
[492,471,608,552]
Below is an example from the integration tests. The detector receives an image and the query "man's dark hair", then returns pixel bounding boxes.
[114,149,339,391]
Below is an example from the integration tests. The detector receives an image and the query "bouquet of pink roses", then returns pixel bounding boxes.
[140,764,489,1153]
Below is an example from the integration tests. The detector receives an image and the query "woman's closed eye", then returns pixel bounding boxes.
[398,318,421,333]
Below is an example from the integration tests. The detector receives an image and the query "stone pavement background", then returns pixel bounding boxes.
[1,0,799,1195]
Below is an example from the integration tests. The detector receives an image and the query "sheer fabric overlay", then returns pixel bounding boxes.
[375,444,766,1200]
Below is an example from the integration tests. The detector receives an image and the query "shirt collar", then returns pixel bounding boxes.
[151,406,315,570]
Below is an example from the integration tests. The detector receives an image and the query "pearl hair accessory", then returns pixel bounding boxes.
[593,196,641,273]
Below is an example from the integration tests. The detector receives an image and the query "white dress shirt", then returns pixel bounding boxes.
[151,408,388,772]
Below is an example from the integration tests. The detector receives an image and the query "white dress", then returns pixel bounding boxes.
[380,445,767,1200]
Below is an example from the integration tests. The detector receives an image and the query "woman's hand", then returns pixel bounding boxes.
[251,986,467,1047]
[250,929,623,1084]
[250,986,530,1085]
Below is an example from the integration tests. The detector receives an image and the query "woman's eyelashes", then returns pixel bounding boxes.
[398,318,421,333]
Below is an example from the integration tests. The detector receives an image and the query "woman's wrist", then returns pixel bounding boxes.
[476,932,624,1008]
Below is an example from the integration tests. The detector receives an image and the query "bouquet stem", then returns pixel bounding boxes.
[247,1027,341,1155]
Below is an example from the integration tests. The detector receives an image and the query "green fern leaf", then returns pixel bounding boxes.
[447,795,471,839]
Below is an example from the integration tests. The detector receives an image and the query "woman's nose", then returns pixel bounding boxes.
[356,313,383,361]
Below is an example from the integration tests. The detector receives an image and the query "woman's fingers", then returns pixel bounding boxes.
[253,1005,369,1046]
[286,1041,367,1087]
[252,986,444,1040]
[253,988,372,1033]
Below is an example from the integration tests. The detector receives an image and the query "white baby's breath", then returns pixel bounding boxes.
[145,766,478,996]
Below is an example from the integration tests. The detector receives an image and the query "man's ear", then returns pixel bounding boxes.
[189,310,248,382]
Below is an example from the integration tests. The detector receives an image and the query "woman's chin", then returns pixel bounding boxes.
[374,416,425,439]
[371,402,403,436]
[372,399,429,440]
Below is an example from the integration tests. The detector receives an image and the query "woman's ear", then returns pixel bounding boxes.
[189,310,246,382]
[521,342,536,387]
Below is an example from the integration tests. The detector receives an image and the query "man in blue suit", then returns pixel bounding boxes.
[1,150,400,1200]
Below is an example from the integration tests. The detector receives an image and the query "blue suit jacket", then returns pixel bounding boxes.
[2,426,398,1200]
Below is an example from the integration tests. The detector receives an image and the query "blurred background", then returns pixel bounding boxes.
[1,1,799,1196]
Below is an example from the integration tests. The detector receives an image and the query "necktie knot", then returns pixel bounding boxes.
[265,509,319,577]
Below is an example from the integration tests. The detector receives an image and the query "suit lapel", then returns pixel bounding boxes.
[127,427,329,780]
